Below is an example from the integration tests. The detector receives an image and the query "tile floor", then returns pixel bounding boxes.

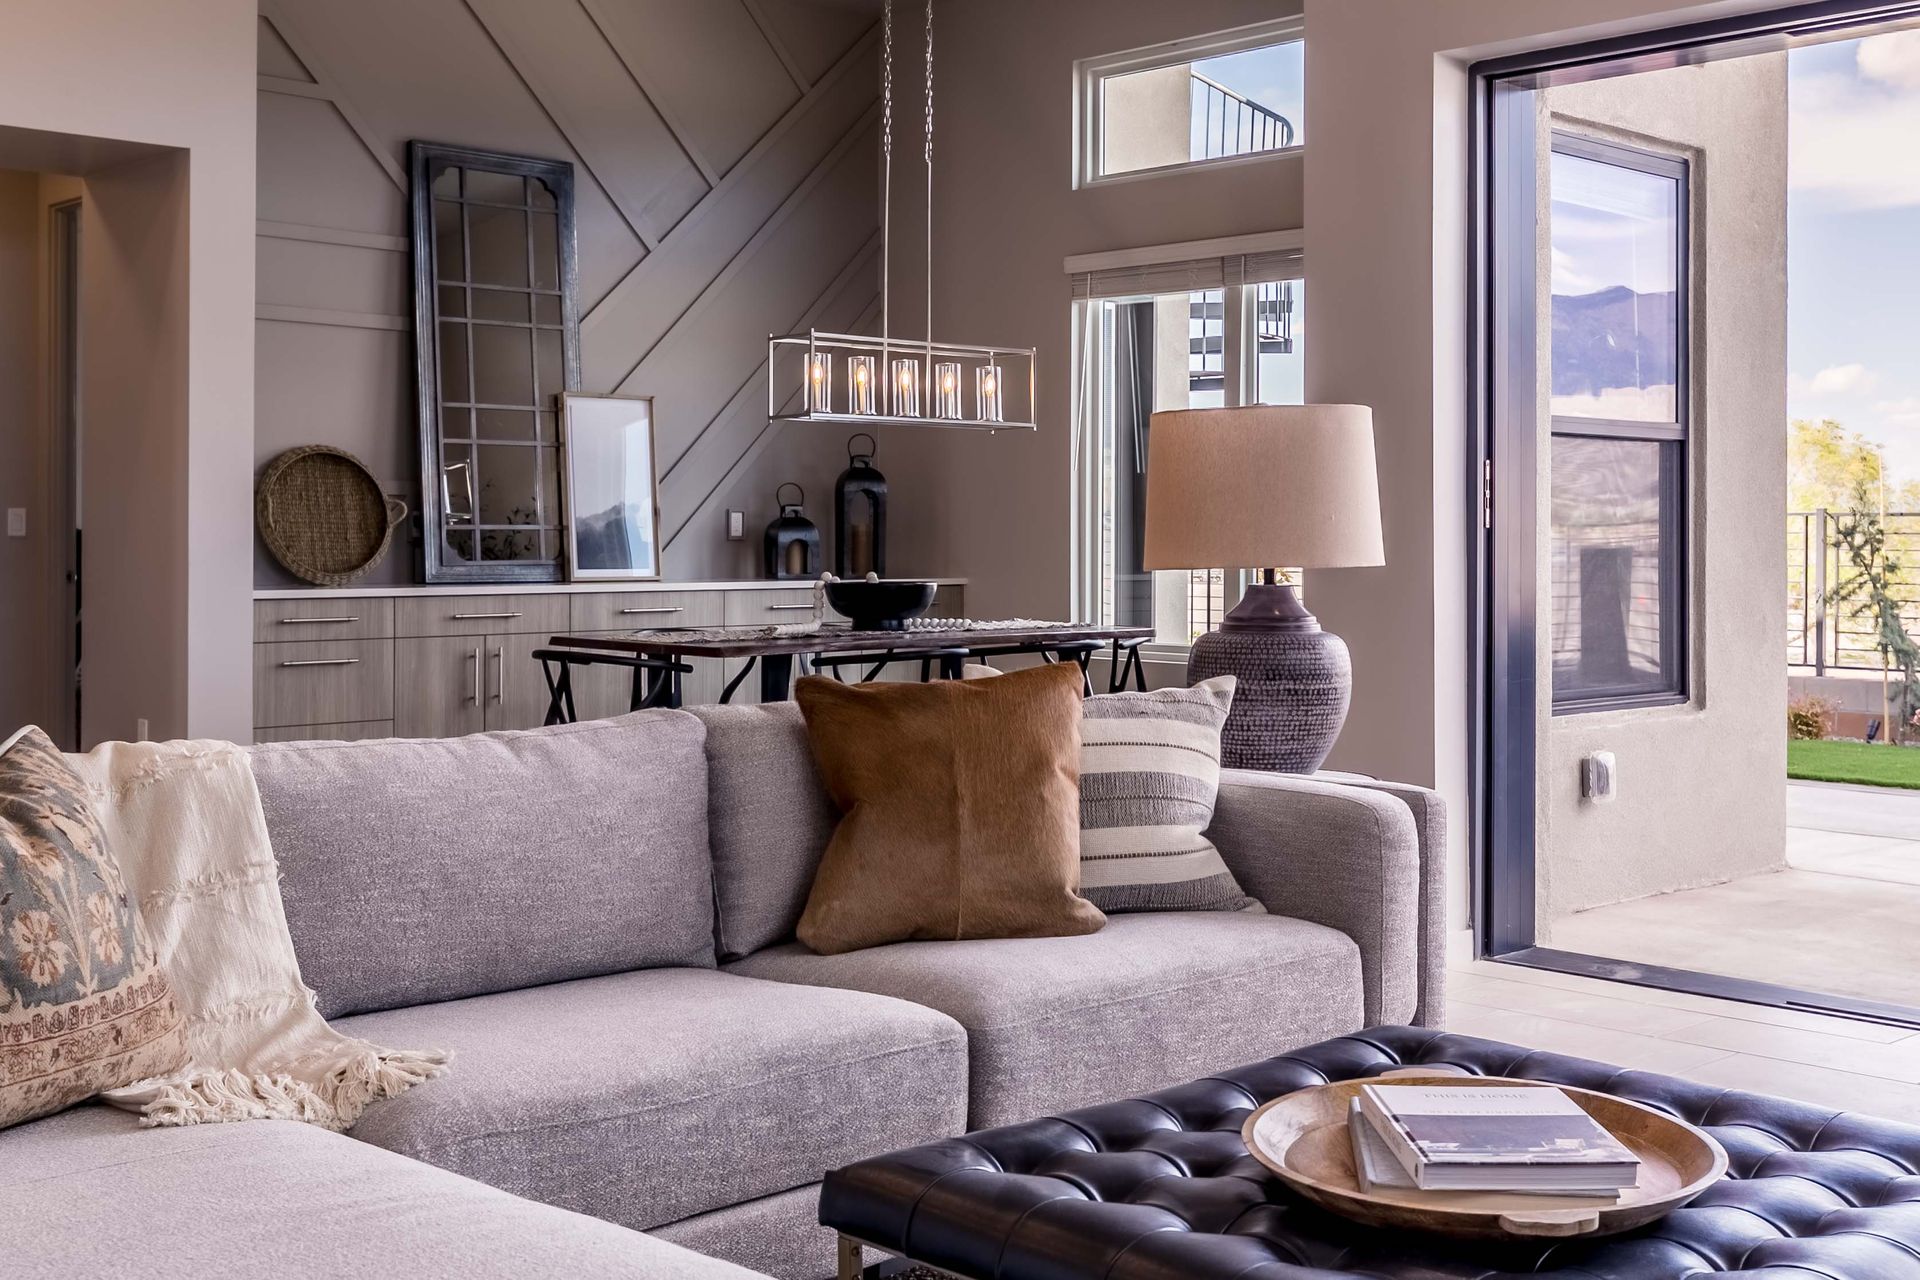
[1450,955,1920,1122]
[1547,780,1920,1007]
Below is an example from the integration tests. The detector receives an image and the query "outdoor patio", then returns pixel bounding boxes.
[1550,779,1920,1008]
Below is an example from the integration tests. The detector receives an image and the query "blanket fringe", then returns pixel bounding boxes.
[134,1044,450,1132]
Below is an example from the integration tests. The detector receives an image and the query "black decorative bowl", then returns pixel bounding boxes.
[825,579,937,631]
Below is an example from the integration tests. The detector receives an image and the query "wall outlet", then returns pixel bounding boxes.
[5,508,24,538]
[1580,751,1617,803]
[726,509,745,540]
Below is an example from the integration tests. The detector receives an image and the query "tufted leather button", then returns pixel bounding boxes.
[821,1027,1920,1279]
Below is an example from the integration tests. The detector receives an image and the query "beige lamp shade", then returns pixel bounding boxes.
[1142,404,1384,571]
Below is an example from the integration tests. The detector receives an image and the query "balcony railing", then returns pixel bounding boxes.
[1191,72,1295,161]
[1788,509,1920,672]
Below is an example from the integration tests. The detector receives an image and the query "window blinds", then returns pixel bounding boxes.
[1068,248,1303,301]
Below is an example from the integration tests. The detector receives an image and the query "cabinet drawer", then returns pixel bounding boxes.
[395,594,569,638]
[570,589,724,633]
[253,720,394,745]
[724,588,819,626]
[253,640,393,728]
[255,597,395,642]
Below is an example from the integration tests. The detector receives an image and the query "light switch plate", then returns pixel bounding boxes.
[5,508,24,538]
[726,509,745,540]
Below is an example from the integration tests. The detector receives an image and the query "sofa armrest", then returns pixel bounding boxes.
[1206,771,1444,1028]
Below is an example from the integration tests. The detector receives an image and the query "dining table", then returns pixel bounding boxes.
[535,621,1156,720]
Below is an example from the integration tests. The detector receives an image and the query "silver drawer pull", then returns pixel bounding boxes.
[279,658,361,668]
[277,616,360,625]
[619,606,683,615]
[450,611,523,620]
[767,603,816,611]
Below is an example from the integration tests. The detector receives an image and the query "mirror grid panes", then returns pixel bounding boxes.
[411,143,579,582]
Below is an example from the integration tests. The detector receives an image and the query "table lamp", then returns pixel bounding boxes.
[1143,404,1384,772]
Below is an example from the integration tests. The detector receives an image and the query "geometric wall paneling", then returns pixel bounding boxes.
[256,93,407,234]
[579,0,801,181]
[258,15,315,82]
[740,0,875,89]
[579,28,879,390]
[261,0,645,306]
[256,233,409,319]
[659,236,880,553]
[254,0,882,584]
[617,117,879,481]
[466,0,710,248]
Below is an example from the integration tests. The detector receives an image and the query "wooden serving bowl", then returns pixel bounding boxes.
[1241,1072,1728,1239]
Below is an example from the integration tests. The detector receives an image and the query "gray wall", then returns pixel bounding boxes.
[254,0,914,587]
[1536,58,1788,925]
[0,171,40,735]
[879,0,1308,632]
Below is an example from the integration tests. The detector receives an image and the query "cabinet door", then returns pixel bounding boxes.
[486,633,562,731]
[394,636,487,739]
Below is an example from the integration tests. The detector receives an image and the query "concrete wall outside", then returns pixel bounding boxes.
[1101,64,1191,176]
[1534,58,1789,928]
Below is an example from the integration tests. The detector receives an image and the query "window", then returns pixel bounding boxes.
[1547,133,1688,710]
[1076,20,1303,187]
[1070,242,1304,646]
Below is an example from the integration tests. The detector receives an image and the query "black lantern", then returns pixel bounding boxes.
[763,483,821,580]
[834,432,888,578]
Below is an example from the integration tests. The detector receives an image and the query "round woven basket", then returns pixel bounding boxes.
[256,446,408,587]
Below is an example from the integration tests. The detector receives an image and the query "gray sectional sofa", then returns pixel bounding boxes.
[0,705,1444,1280]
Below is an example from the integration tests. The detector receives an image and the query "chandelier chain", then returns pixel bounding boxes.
[923,0,934,165]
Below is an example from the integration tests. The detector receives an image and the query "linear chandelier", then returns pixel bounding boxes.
[767,0,1035,432]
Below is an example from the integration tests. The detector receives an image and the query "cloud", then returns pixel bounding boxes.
[1858,30,1920,90]
[1791,61,1920,210]
[1793,362,1878,395]
[1871,395,1920,426]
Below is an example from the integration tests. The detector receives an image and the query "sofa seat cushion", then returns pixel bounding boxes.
[0,1104,763,1278]
[334,967,968,1230]
[726,912,1364,1129]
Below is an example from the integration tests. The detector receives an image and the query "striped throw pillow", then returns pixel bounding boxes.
[1078,675,1261,914]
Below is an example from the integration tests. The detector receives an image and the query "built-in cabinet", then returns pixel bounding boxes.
[252,582,964,742]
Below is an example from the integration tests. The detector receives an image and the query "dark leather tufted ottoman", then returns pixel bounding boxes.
[821,1025,1920,1279]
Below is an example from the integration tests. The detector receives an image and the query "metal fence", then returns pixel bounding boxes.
[1191,73,1295,160]
[1788,509,1920,672]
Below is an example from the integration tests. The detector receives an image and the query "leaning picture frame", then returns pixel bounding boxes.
[560,392,662,582]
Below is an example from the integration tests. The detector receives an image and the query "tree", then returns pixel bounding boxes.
[1830,508,1920,743]
[1790,417,1920,512]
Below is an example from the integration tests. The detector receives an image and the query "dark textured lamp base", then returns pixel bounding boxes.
[1187,582,1351,773]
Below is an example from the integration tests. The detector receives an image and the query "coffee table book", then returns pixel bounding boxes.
[1357,1083,1639,1191]
[1345,1101,1621,1200]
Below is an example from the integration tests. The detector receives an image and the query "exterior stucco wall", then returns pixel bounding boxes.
[1535,56,1789,928]
[1101,64,1192,175]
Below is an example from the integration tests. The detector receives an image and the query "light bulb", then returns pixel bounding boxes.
[981,373,996,393]
[854,364,869,384]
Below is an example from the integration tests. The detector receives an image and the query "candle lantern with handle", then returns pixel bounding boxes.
[834,433,888,578]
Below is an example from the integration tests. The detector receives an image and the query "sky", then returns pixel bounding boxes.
[1788,31,1920,490]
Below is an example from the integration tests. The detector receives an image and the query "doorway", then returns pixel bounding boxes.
[48,197,79,749]
[1475,0,1920,1025]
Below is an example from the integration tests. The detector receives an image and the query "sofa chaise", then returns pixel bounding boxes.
[0,705,1444,1279]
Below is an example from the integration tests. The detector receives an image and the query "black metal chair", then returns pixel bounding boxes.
[1107,636,1149,692]
[809,646,970,684]
[534,648,696,724]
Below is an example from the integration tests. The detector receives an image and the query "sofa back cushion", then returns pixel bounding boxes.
[251,711,715,1018]
[685,702,836,961]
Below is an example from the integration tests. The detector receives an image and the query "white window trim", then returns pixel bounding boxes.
[1068,233,1306,655]
[1072,16,1305,191]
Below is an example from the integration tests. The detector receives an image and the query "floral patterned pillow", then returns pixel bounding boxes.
[0,726,185,1129]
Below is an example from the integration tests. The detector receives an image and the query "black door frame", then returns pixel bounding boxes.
[1470,0,1920,1029]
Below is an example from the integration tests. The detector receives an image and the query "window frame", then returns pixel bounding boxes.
[1072,17,1304,191]
[1068,239,1305,655]
[1546,129,1692,715]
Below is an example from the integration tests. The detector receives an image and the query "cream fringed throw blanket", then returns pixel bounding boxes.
[66,738,449,1130]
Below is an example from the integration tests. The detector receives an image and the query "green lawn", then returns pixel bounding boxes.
[1788,738,1920,789]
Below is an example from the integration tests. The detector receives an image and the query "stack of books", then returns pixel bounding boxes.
[1347,1083,1640,1198]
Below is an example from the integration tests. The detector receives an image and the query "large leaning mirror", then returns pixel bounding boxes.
[409,142,580,583]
